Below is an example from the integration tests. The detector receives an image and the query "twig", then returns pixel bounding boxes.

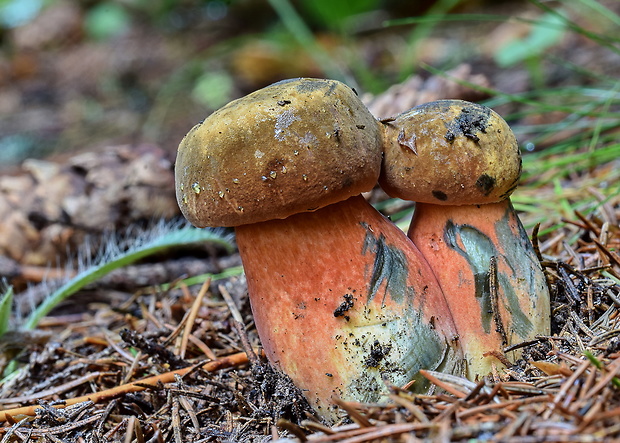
[219,284,260,366]
[0,351,250,422]
[0,372,115,405]
[180,278,211,359]
[332,398,373,427]
[419,370,486,399]
[531,223,543,262]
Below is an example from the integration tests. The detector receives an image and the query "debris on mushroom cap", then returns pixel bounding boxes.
[379,99,522,205]
[175,78,382,228]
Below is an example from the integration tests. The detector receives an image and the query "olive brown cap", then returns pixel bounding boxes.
[176,78,382,227]
[380,100,522,205]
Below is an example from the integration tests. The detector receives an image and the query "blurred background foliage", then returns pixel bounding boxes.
[0,0,617,187]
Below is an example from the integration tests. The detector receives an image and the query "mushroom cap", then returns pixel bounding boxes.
[175,78,382,227]
[379,99,522,205]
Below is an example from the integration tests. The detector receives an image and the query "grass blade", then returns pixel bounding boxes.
[0,283,13,336]
[22,222,234,330]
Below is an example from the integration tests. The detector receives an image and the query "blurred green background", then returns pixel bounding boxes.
[1,0,617,170]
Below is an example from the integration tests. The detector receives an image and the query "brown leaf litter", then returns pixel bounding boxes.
[0,175,617,441]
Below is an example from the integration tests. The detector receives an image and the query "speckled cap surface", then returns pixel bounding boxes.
[175,78,382,227]
[379,100,522,205]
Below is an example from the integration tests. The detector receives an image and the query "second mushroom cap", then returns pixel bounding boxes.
[380,100,522,205]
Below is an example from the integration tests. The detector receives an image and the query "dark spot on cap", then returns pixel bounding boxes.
[445,104,491,143]
[432,190,448,201]
[341,175,354,188]
[277,100,291,106]
[476,173,496,195]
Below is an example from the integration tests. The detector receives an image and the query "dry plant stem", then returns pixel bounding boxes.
[409,200,550,378]
[0,372,115,405]
[219,284,260,366]
[179,278,210,359]
[3,414,103,438]
[124,416,136,443]
[236,195,462,421]
[0,351,249,422]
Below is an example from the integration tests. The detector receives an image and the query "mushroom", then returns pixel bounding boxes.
[379,99,550,378]
[175,79,462,421]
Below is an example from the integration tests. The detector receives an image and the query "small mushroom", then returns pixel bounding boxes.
[175,79,462,421]
[379,100,550,378]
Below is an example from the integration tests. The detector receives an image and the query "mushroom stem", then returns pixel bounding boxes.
[408,200,550,377]
[235,194,462,421]
[378,99,550,379]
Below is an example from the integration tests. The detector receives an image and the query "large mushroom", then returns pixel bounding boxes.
[380,99,550,378]
[175,79,463,421]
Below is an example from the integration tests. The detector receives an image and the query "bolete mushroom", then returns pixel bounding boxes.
[379,99,550,378]
[175,79,463,421]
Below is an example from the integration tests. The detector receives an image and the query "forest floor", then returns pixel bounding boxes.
[0,0,619,441]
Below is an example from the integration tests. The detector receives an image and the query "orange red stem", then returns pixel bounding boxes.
[236,195,462,420]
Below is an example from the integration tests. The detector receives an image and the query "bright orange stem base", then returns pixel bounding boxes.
[236,195,462,421]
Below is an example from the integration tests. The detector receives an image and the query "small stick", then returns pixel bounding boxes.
[276,419,308,442]
[219,284,260,366]
[457,395,551,420]
[0,351,249,422]
[419,370,468,399]
[593,238,620,269]
[0,372,115,405]
[332,398,373,427]
[574,210,601,237]
[180,278,211,359]
[218,284,244,324]
[581,357,620,401]
[503,337,541,353]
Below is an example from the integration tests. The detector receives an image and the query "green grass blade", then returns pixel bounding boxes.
[528,0,620,51]
[588,81,620,153]
[158,266,244,292]
[22,223,234,330]
[584,350,620,388]
[422,63,618,118]
[267,0,350,84]
[577,0,620,27]
[385,13,571,31]
[0,283,13,336]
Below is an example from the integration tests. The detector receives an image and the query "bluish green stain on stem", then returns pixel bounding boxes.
[443,207,534,339]
[349,222,449,402]
[361,223,410,306]
[494,204,539,337]
[444,221,495,333]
